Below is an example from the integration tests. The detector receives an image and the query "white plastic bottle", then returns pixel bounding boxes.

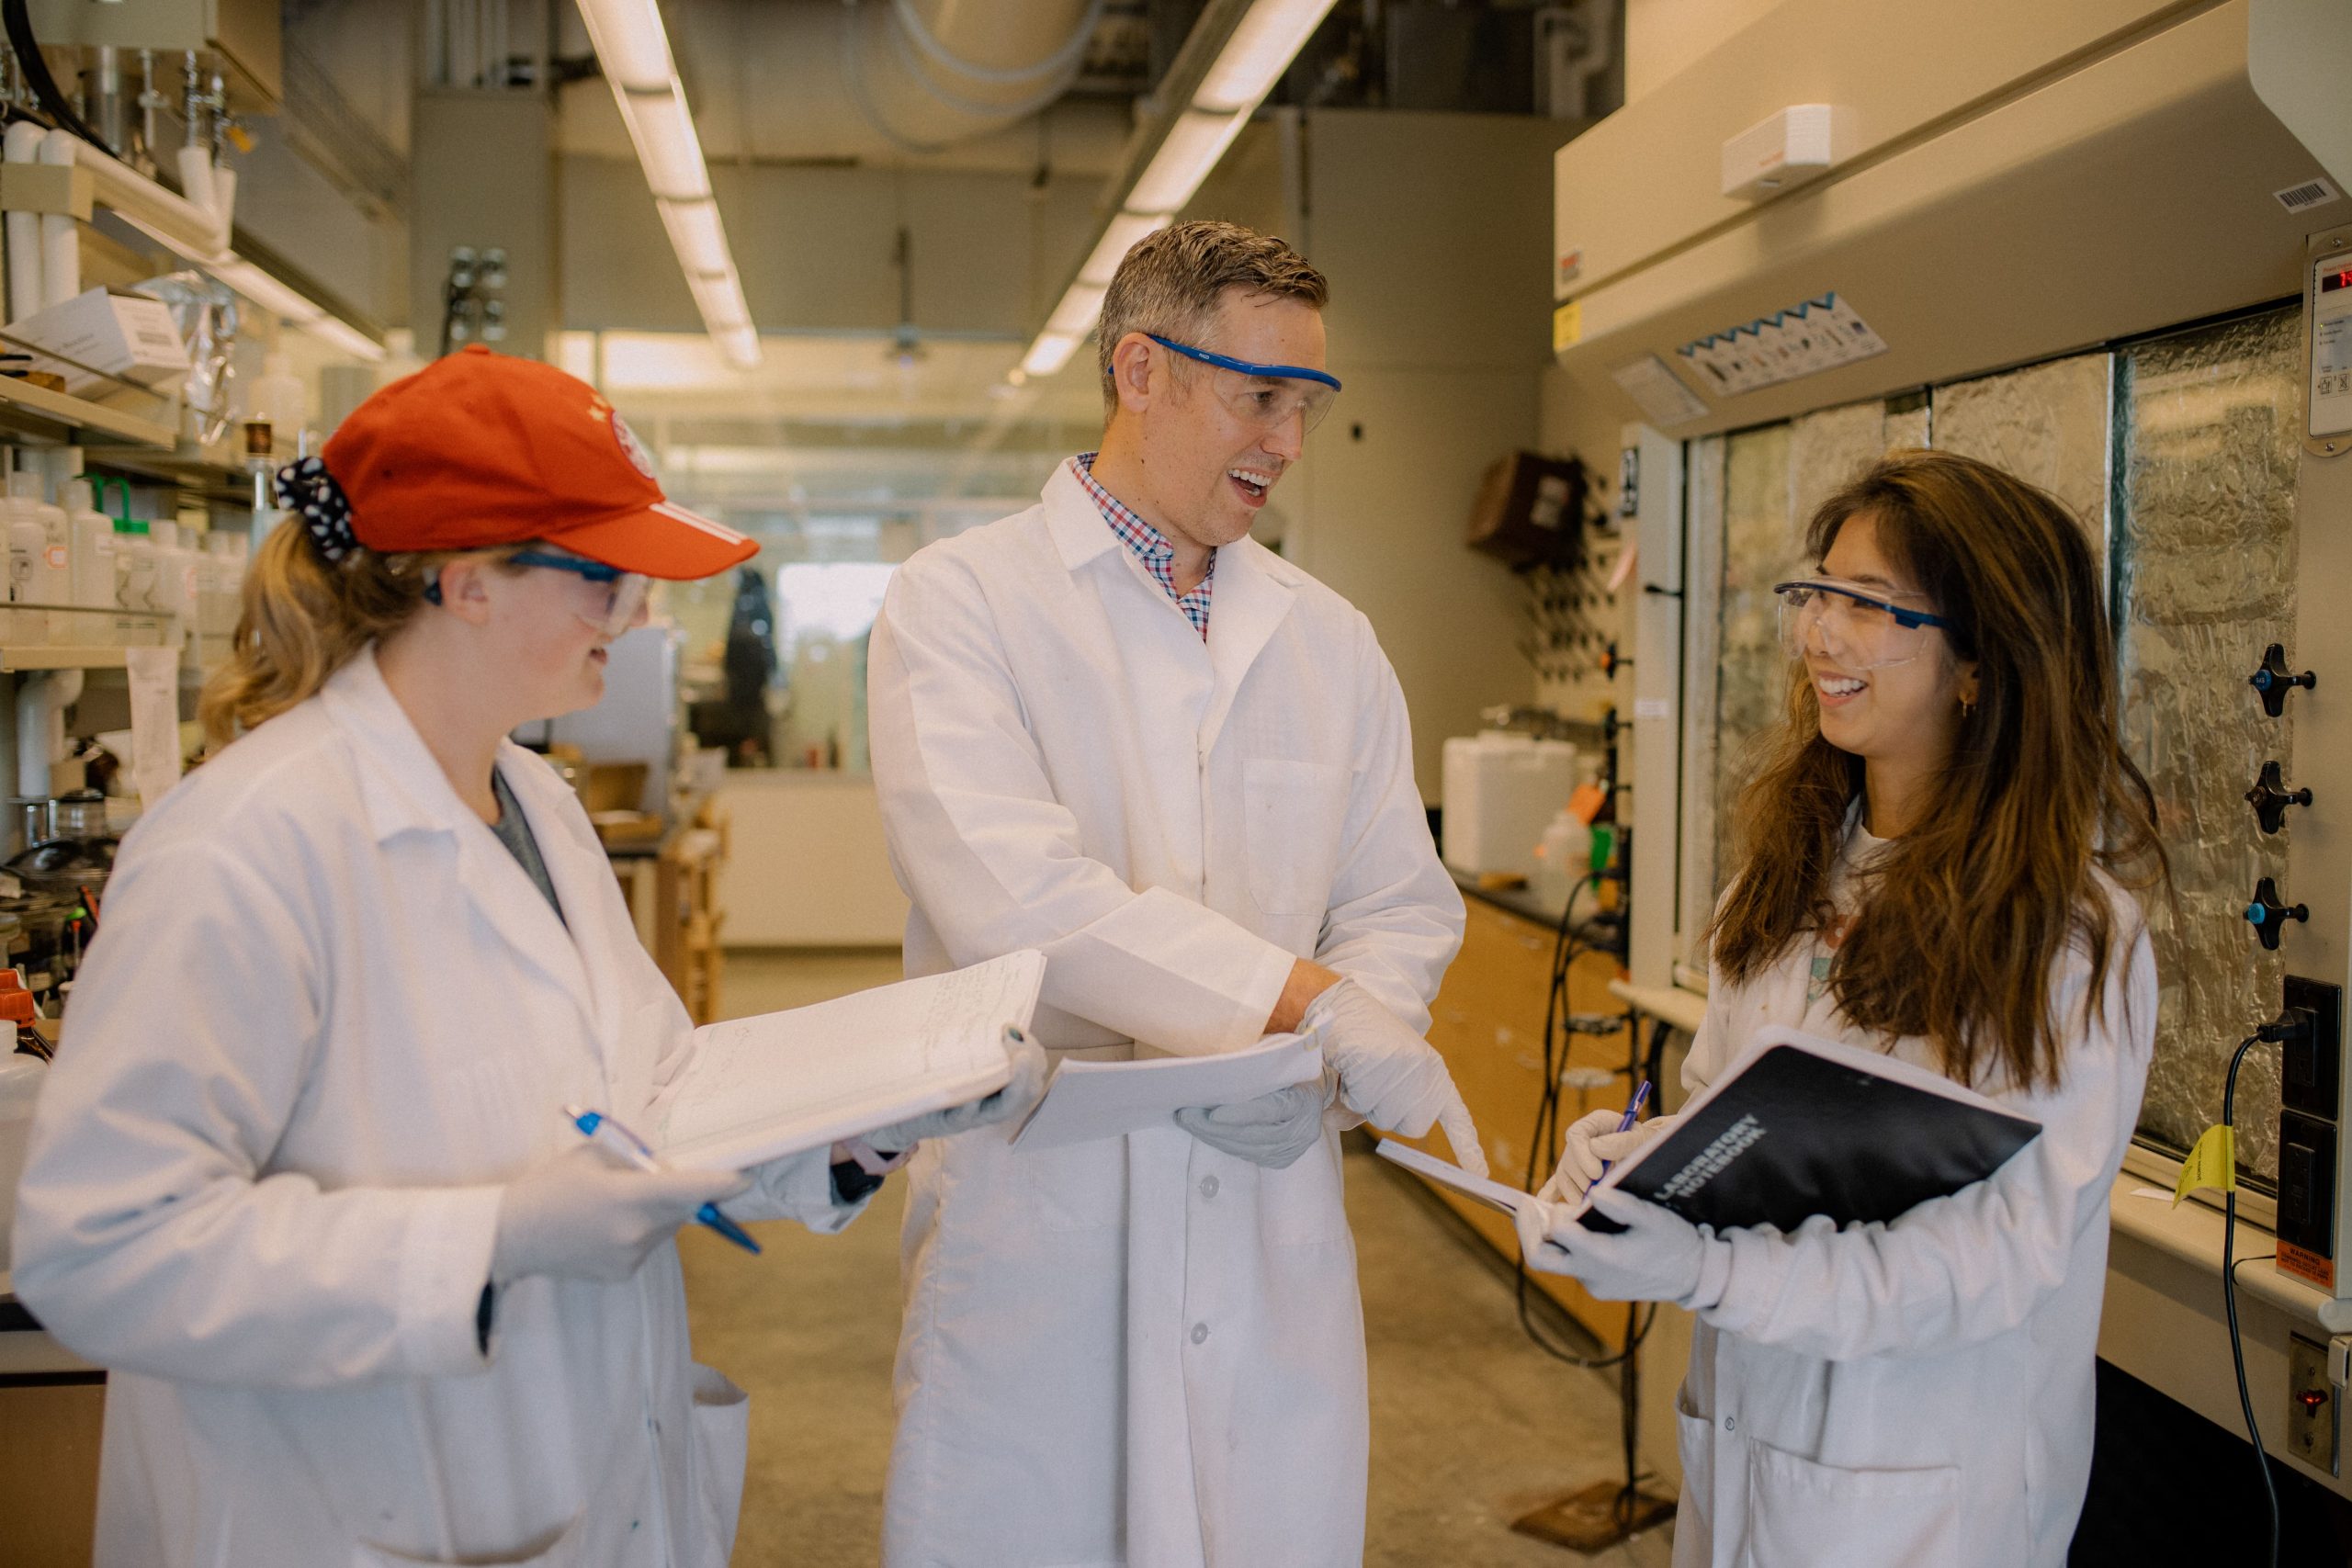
[114,515,156,614]
[244,350,307,463]
[1533,807,1595,908]
[4,473,65,637]
[62,479,115,612]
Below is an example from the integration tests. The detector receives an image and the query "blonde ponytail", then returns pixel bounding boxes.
[197,525,447,750]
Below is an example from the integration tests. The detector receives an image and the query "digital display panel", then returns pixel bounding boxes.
[2323,268,2352,295]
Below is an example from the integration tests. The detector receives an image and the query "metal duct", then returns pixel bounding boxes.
[840,0,1107,154]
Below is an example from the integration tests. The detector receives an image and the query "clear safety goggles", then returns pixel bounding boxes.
[1148,333,1342,436]
[1773,578,1956,671]
[509,549,650,637]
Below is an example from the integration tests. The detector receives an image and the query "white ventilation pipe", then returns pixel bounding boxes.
[3,122,42,324]
[37,130,78,309]
[838,0,1104,155]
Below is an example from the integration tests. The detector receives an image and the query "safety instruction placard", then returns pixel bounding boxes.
[1678,293,1887,399]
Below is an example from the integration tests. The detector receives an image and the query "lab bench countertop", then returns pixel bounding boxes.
[0,1269,98,1377]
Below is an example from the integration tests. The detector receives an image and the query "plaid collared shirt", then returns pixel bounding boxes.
[1071,452,1213,638]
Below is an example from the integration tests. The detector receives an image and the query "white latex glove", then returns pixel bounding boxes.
[1513,1184,1726,1306]
[1534,1108,1681,1206]
[492,1145,752,1284]
[1304,979,1487,1179]
[1174,1077,1332,1169]
[865,1031,1050,1154]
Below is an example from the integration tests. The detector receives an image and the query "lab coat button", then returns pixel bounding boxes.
[1190,1322,1209,1346]
[1199,1175,1219,1199]
[1724,1416,1736,1432]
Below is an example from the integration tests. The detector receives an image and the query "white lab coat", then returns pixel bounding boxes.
[867,462,1464,1568]
[1667,831,2155,1568]
[11,648,864,1568]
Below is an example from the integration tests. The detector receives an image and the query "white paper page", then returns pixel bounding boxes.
[1012,1033,1322,1151]
[1374,1139,1534,1216]
[659,949,1045,1168]
[124,647,182,809]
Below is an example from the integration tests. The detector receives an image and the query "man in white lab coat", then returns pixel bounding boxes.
[868,220,1483,1567]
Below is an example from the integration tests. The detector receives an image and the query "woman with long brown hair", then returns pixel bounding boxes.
[1518,449,2163,1567]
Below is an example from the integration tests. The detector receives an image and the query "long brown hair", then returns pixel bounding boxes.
[1710,449,2166,1091]
[197,525,509,750]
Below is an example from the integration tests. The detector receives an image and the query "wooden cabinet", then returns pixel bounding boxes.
[1391,897,1643,1348]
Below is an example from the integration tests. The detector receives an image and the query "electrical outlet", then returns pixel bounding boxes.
[2290,1332,2340,1474]
[2283,976,2343,1118]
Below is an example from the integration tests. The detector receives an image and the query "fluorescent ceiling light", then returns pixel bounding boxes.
[687,269,752,331]
[1195,0,1341,112]
[1046,282,1109,337]
[573,0,674,92]
[712,323,762,370]
[1022,331,1084,378]
[619,85,712,200]
[1126,110,1250,214]
[1079,211,1173,287]
[658,197,730,277]
[578,0,759,366]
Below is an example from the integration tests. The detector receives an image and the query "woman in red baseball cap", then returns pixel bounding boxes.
[11,346,1041,1567]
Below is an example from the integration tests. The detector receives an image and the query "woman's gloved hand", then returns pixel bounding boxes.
[865,1030,1049,1155]
[492,1145,751,1284]
[1175,1077,1333,1169]
[1513,1185,1727,1307]
[1534,1109,1682,1206]
[1304,980,1487,1178]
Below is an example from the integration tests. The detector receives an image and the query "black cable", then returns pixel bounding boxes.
[2222,1032,2281,1568]
[0,0,116,157]
[1512,869,1663,1371]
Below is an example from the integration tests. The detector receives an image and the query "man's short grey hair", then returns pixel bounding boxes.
[1096,220,1329,417]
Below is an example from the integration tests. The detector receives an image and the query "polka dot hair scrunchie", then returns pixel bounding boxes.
[276,456,359,564]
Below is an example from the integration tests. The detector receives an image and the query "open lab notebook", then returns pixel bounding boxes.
[652,949,1046,1171]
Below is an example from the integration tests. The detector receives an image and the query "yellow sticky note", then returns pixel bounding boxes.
[2173,1122,2236,1206]
[1554,299,1583,353]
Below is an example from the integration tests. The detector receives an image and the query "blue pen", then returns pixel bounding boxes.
[561,1104,762,1256]
[1597,1079,1653,1178]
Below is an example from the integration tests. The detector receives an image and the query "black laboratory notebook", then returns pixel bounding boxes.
[1579,1028,2043,1235]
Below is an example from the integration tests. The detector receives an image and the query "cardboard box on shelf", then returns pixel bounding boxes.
[7,287,189,399]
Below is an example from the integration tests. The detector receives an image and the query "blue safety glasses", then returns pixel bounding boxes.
[508,549,650,637]
[1773,578,1956,671]
[1147,333,1342,435]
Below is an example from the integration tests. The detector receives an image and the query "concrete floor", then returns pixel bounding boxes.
[683,951,1678,1568]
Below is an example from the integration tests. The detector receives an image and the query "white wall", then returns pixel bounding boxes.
[717,773,908,946]
[1202,110,1576,803]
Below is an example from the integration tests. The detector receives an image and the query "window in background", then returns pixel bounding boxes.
[771,561,898,772]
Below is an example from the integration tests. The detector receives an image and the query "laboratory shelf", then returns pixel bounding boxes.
[0,646,154,671]
[0,376,175,451]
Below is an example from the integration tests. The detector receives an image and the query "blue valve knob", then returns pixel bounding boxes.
[2246,876,2307,951]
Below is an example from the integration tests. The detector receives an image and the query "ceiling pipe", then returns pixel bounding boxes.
[841,0,1106,156]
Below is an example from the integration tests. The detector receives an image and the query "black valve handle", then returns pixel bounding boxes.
[2251,643,2316,718]
[2246,876,2309,952]
[2246,761,2313,835]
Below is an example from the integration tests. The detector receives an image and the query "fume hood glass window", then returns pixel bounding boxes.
[1707,422,1798,908]
[2112,307,2302,1181]
[1931,353,2114,552]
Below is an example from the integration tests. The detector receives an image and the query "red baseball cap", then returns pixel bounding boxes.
[321,344,756,581]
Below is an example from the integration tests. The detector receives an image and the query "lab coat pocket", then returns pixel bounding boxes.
[1740,1438,1960,1568]
[1672,1398,1714,1544]
[688,1362,752,1567]
[1242,758,1353,918]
